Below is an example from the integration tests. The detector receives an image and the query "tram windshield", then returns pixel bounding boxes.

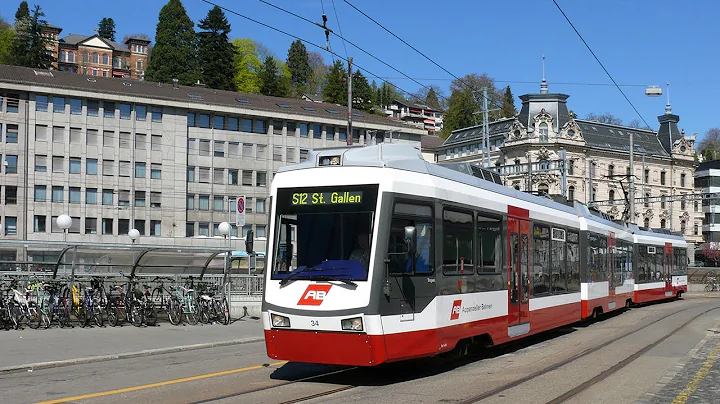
[271,185,379,282]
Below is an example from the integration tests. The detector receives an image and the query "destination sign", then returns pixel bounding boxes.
[291,191,363,206]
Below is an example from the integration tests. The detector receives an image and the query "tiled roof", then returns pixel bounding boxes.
[0,65,425,131]
[421,135,444,150]
[574,120,668,156]
[441,118,515,147]
[60,34,132,52]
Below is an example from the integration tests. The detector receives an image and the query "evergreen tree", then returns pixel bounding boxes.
[377,82,400,109]
[197,6,235,91]
[323,60,347,105]
[501,85,517,118]
[352,70,372,112]
[259,56,288,97]
[425,88,441,110]
[232,38,262,93]
[442,89,478,139]
[97,18,116,42]
[0,17,14,65]
[145,0,198,85]
[286,39,311,96]
[11,5,54,69]
[14,1,30,26]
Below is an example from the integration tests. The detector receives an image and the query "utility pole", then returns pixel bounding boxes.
[347,57,353,146]
[483,88,490,167]
[629,131,635,225]
[561,149,567,199]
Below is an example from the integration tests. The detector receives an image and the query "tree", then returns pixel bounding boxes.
[442,89,478,138]
[323,60,347,105]
[702,244,720,267]
[197,6,235,91]
[232,38,262,93]
[11,4,54,69]
[352,70,372,112]
[375,81,401,109]
[425,88,442,110]
[145,0,198,85]
[450,73,502,120]
[259,56,288,97]
[585,112,623,125]
[0,17,14,65]
[14,1,29,26]
[501,86,517,118]
[698,128,720,162]
[97,18,116,42]
[306,51,328,96]
[286,40,311,96]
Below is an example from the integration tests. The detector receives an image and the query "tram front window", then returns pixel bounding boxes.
[271,185,378,282]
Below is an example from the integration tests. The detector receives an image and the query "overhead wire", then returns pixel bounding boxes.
[330,0,349,59]
[200,0,430,105]
[550,0,653,130]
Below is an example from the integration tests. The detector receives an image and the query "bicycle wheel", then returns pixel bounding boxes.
[167,300,182,326]
[706,282,713,292]
[131,304,144,327]
[221,298,230,325]
[107,301,119,327]
[92,305,104,327]
[144,301,157,326]
[185,300,199,325]
[26,304,41,329]
[199,300,211,324]
[75,306,88,327]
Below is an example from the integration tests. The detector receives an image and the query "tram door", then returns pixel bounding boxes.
[507,210,530,337]
[664,242,673,294]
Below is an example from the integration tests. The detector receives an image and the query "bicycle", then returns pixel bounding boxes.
[705,276,719,292]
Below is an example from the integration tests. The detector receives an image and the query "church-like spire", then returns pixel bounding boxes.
[540,55,548,94]
[664,81,672,114]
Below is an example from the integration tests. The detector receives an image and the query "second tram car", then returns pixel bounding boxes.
[262,144,688,366]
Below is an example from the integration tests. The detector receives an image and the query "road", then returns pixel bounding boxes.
[4,297,719,404]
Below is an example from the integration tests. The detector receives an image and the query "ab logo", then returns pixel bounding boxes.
[298,285,333,306]
[450,300,462,320]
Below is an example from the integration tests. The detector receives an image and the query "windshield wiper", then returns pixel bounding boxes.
[309,275,357,287]
[278,264,355,286]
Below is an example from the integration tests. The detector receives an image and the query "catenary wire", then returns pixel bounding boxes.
[330,0,349,59]
[200,0,430,105]
[550,0,653,130]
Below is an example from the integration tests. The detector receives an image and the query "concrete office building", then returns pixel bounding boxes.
[0,65,425,265]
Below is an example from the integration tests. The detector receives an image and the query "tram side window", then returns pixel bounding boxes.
[624,241,633,282]
[638,246,654,283]
[655,250,665,281]
[566,231,580,292]
[532,224,551,295]
[388,203,433,274]
[476,215,503,292]
[442,209,474,275]
[673,248,687,276]
[587,233,607,282]
[551,228,567,293]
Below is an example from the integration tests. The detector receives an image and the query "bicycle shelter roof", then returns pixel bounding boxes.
[0,240,246,279]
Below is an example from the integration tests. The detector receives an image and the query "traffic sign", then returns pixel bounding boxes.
[236,196,246,226]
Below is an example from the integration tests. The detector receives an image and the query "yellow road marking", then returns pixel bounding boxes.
[36,361,287,404]
[671,341,720,404]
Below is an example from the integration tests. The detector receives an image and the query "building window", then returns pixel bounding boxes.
[52,156,64,173]
[660,171,666,185]
[4,186,17,204]
[87,158,98,175]
[34,185,46,202]
[660,219,666,229]
[199,223,209,236]
[5,155,18,173]
[68,51,74,62]
[52,186,64,202]
[135,191,146,207]
[151,108,162,123]
[136,105,147,121]
[70,98,82,115]
[119,104,131,119]
[70,127,81,144]
[681,196,686,210]
[256,145,266,160]
[102,189,113,205]
[92,52,99,64]
[256,171,267,187]
[187,194,195,210]
[135,133,147,149]
[242,170,253,186]
[228,169,239,185]
[286,147,296,163]
[52,126,64,143]
[228,142,240,157]
[151,192,161,208]
[312,124,322,139]
[87,100,99,117]
[102,160,115,176]
[186,222,195,237]
[256,198,266,213]
[694,222,699,235]
[53,97,65,113]
[69,187,81,204]
[287,121,297,136]
[680,220,687,234]
[199,167,210,183]
[34,155,47,172]
[299,123,308,138]
[213,115,225,130]
[87,129,98,145]
[568,186,574,201]
[644,169,649,183]
[119,132,131,148]
[36,95,48,111]
[214,141,225,157]
[609,190,615,201]
[254,119,267,134]
[150,220,161,236]
[118,190,130,206]
[680,173,686,187]
[199,195,210,211]
[4,217,16,235]
[35,125,47,141]
[86,188,97,204]
[69,158,81,174]
[187,167,195,182]
[102,218,114,235]
[644,218,650,228]
[644,193,650,208]
[118,219,130,235]
[85,218,97,234]
[256,225,266,238]
[539,122,549,142]
[199,139,211,156]
[135,162,146,178]
[151,164,161,179]
[102,54,109,65]
[608,164,614,177]
[187,138,197,154]
[273,146,283,162]
[119,161,131,177]
[661,195,666,209]
[34,215,46,233]
[103,102,115,118]
[213,168,224,184]
[151,135,162,151]
[214,196,224,211]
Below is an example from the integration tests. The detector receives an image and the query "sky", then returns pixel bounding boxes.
[3,0,718,140]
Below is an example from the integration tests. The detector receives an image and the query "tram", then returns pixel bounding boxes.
[262,143,688,366]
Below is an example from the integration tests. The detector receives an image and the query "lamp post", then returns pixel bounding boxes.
[128,228,140,277]
[56,214,73,281]
[218,221,231,300]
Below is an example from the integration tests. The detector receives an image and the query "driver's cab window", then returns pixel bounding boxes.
[388,203,433,274]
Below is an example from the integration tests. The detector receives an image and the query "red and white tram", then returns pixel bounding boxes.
[262,144,688,366]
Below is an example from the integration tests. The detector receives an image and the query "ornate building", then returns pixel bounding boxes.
[434,80,702,258]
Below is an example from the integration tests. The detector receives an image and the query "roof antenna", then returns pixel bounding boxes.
[540,55,548,94]
[172,78,179,89]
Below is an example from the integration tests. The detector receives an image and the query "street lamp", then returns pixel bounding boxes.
[218,221,231,300]
[57,214,72,243]
[128,228,140,244]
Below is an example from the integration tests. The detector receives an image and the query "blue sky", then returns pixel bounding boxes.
[4,0,717,139]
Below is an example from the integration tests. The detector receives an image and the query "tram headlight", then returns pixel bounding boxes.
[271,314,290,328]
[341,317,363,331]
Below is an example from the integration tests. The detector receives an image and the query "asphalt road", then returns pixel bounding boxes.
[6,298,719,404]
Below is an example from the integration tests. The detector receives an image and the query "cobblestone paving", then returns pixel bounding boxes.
[637,326,720,404]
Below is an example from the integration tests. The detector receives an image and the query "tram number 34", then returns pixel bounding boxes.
[310,320,320,327]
